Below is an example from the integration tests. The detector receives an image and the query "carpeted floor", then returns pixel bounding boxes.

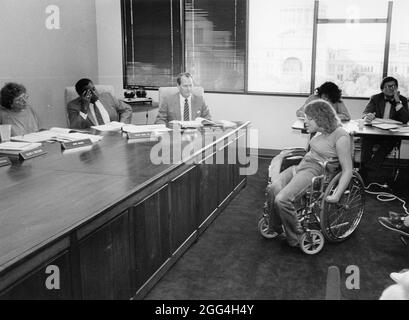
[144,157,409,300]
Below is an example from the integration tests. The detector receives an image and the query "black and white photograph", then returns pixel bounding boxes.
[0,0,409,305]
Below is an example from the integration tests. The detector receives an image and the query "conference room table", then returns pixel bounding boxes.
[0,122,250,299]
[292,118,409,140]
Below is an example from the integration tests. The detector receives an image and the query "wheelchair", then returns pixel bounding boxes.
[258,148,366,255]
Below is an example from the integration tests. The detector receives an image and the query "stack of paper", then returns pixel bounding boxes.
[372,118,402,125]
[170,117,223,128]
[389,126,409,133]
[61,132,103,143]
[372,123,400,130]
[91,121,124,132]
[12,131,61,143]
[0,141,42,156]
[121,124,172,133]
[11,128,103,143]
[216,120,237,128]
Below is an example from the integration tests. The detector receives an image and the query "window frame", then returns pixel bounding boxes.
[121,0,395,98]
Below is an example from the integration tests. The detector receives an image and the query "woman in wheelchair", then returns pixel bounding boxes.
[262,99,360,253]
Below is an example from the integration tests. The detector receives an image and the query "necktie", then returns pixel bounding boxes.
[94,104,105,125]
[183,98,190,121]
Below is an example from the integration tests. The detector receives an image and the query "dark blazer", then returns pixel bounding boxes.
[363,92,409,124]
[67,92,133,129]
[155,93,211,124]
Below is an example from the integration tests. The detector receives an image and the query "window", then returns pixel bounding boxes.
[248,0,314,93]
[185,0,246,92]
[315,0,389,96]
[121,0,182,88]
[121,0,408,97]
[247,0,395,97]
[388,0,409,96]
[315,23,386,97]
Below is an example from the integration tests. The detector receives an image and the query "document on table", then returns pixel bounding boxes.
[12,130,103,143]
[11,131,62,142]
[0,141,42,151]
[91,121,124,131]
[371,123,400,130]
[121,124,172,133]
[389,126,409,133]
[371,118,402,125]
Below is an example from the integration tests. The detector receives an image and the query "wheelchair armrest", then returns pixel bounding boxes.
[282,147,307,158]
[281,148,307,162]
[280,148,307,172]
[322,158,340,176]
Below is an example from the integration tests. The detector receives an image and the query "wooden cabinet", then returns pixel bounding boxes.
[1,251,72,300]
[131,185,170,289]
[169,166,198,252]
[198,164,219,226]
[78,211,132,300]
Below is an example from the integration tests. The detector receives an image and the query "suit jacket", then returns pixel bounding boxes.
[155,93,211,124]
[67,92,133,129]
[363,92,409,124]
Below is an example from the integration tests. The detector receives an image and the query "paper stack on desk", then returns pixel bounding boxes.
[91,121,124,132]
[0,141,42,156]
[11,128,103,143]
[372,118,402,125]
[170,117,219,128]
[169,118,236,129]
[121,124,171,133]
[372,123,400,130]
[389,126,409,133]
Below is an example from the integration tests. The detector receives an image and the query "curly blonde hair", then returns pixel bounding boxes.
[304,99,340,134]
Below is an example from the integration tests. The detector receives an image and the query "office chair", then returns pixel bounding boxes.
[64,85,116,127]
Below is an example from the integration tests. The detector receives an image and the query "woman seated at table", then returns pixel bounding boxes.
[296,81,351,121]
[0,82,40,136]
[266,99,353,248]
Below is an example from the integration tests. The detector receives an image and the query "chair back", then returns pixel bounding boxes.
[64,85,115,106]
[65,85,116,126]
[158,86,204,108]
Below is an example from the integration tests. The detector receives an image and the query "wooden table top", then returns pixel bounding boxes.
[0,123,249,271]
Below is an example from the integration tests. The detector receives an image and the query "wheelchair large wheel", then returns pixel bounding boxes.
[300,230,325,255]
[320,171,365,242]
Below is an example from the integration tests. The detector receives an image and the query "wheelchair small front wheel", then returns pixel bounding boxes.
[258,216,272,239]
[300,230,325,255]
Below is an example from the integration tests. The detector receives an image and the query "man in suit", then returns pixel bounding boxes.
[155,72,211,124]
[67,78,132,129]
[360,76,409,179]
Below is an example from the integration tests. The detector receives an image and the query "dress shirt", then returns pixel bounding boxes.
[79,100,111,125]
[383,101,391,119]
